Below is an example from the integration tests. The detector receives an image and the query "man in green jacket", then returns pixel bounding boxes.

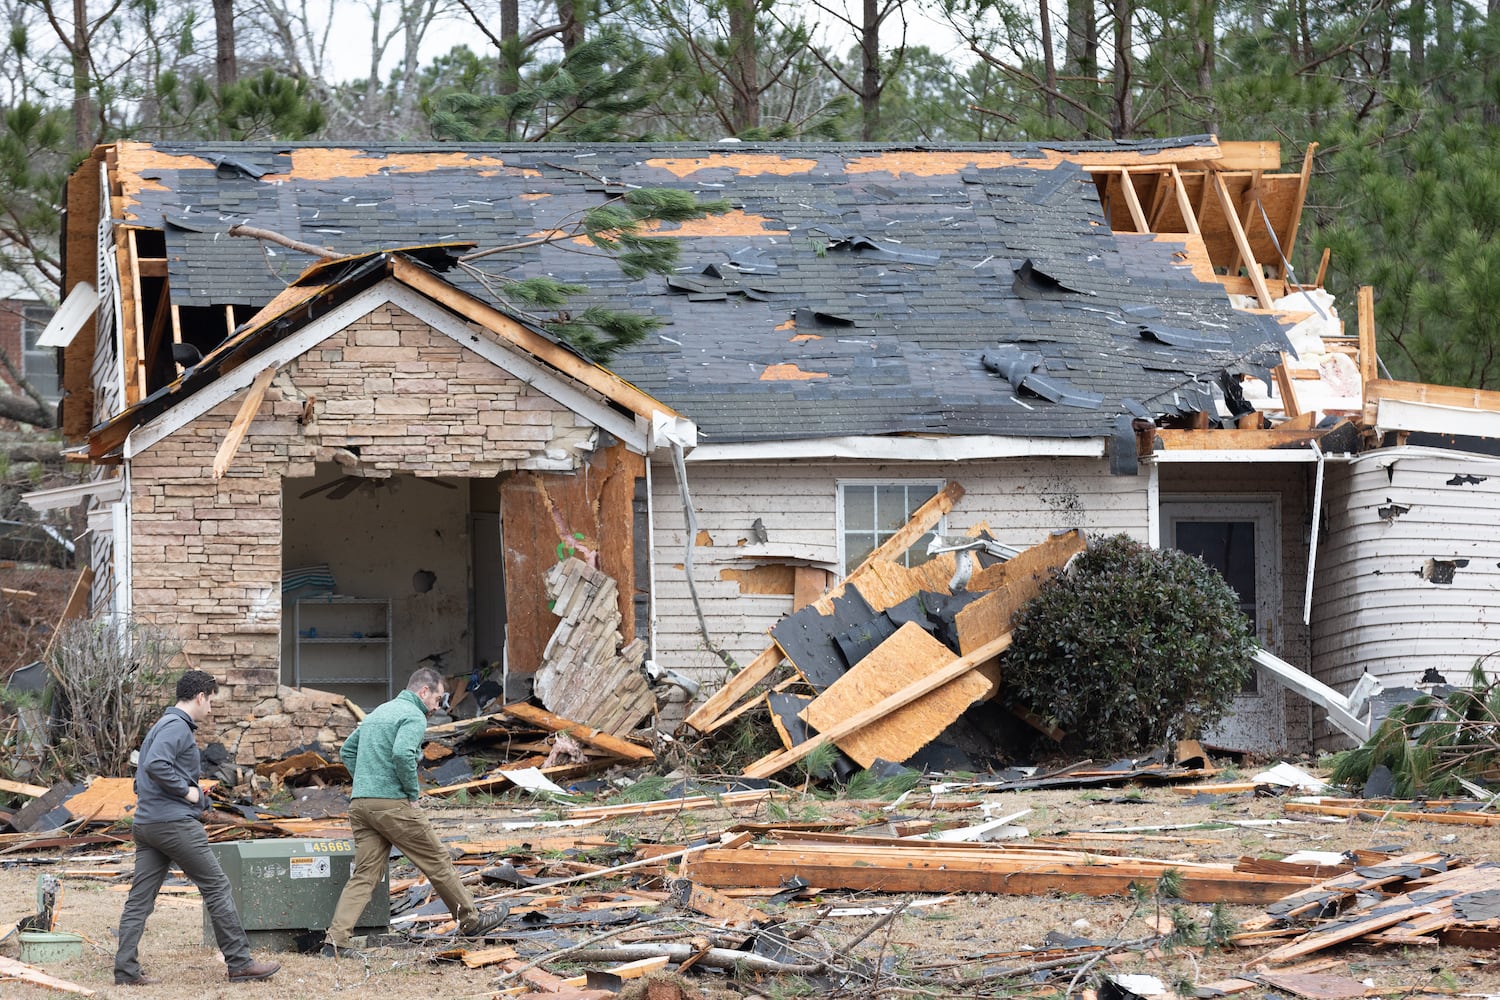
[322,667,506,957]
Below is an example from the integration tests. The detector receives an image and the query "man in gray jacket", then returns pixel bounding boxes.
[113,670,280,985]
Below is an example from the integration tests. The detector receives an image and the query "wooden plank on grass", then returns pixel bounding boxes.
[685,845,1313,904]
[0,955,96,994]
[799,622,998,768]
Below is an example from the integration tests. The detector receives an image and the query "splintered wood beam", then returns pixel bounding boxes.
[742,632,1012,779]
[498,702,654,761]
[684,480,963,735]
[0,955,96,995]
[1285,801,1500,826]
[1273,355,1303,419]
[140,281,172,389]
[212,366,277,479]
[1314,247,1331,287]
[42,565,94,663]
[681,643,785,734]
[1118,168,1149,232]
[1357,285,1377,386]
[1211,171,1273,308]
[1282,141,1318,278]
[126,229,147,405]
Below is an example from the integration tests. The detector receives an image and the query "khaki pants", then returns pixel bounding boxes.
[327,798,478,946]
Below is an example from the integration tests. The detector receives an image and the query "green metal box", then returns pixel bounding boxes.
[204,838,389,950]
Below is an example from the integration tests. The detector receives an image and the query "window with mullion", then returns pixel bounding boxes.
[838,481,943,575]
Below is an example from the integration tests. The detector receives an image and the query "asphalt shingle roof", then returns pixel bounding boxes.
[123,140,1289,448]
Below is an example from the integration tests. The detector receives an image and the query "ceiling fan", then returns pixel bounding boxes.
[298,475,459,501]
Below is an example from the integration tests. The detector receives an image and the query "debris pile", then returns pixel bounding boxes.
[684,483,1090,778]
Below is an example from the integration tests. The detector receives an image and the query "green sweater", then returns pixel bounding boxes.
[340,689,428,800]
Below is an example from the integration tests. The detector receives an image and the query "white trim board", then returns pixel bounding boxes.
[1375,397,1500,440]
[22,476,124,512]
[685,435,1106,463]
[125,279,649,459]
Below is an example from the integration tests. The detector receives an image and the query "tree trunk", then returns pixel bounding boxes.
[1110,0,1132,137]
[1063,0,1097,135]
[1192,0,1214,131]
[1039,0,1058,124]
[727,0,759,133]
[1407,0,1425,76]
[214,0,238,91]
[1488,0,1500,128]
[500,0,520,96]
[559,0,584,54]
[859,0,880,139]
[71,0,92,148]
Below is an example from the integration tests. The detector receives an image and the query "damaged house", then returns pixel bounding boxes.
[32,137,1500,761]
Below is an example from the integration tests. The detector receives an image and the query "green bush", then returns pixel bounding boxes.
[1003,533,1254,758]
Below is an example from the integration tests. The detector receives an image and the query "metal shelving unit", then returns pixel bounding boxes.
[292,597,393,703]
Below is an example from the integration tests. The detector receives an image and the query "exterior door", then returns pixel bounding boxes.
[1161,498,1286,753]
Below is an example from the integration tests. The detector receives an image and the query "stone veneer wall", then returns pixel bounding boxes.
[126,302,604,740]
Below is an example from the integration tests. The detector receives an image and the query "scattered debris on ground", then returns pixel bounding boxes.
[5,744,1500,999]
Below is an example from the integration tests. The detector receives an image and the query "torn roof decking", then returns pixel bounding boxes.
[88,138,1295,451]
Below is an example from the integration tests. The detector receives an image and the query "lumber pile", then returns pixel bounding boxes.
[1235,852,1500,961]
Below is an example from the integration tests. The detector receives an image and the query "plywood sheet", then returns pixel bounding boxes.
[62,777,139,823]
[957,529,1086,653]
[800,622,997,768]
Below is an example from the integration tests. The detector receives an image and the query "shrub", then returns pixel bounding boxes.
[1003,533,1254,758]
[47,617,179,778]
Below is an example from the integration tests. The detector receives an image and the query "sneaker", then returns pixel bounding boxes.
[318,942,367,960]
[459,903,509,937]
[226,958,280,982]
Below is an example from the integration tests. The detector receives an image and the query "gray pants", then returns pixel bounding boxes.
[115,819,252,979]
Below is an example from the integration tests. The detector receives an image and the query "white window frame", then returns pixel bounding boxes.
[21,304,59,402]
[836,479,945,575]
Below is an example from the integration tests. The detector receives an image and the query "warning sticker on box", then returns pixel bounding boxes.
[289,856,331,879]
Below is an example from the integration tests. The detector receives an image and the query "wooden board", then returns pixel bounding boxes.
[743,632,1012,778]
[799,622,997,768]
[61,777,141,823]
[0,955,95,995]
[956,529,1086,652]
[497,702,653,762]
[685,844,1313,905]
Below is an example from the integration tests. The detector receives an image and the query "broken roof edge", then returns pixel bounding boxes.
[682,434,1107,463]
[87,250,682,461]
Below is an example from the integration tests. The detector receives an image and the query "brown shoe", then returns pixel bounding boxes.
[114,971,158,985]
[226,958,280,982]
[459,903,509,936]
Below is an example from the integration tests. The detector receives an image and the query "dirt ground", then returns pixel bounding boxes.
[2,778,1498,999]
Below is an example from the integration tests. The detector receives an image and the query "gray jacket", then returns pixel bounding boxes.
[132,707,207,825]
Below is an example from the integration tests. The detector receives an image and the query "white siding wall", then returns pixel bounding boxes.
[648,455,1147,692]
[1314,447,1500,693]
